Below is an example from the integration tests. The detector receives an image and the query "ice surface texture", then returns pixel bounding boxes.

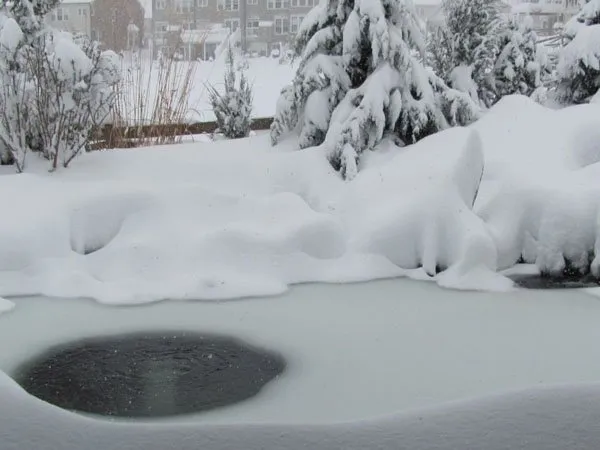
[13,331,284,418]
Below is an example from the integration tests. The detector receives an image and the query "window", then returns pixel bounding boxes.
[247,16,259,35]
[78,7,87,16]
[56,7,69,21]
[197,0,208,6]
[268,0,290,9]
[290,14,304,33]
[224,18,240,31]
[156,0,166,10]
[274,16,289,34]
[182,21,195,30]
[155,21,169,36]
[176,0,193,13]
[291,0,309,6]
[219,0,239,9]
[248,0,258,4]
[225,0,239,10]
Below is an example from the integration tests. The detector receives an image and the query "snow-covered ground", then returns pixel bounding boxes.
[117,54,295,124]
[3,282,600,448]
[4,94,600,448]
[3,95,600,303]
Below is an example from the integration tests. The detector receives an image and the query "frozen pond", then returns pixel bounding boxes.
[2,278,600,424]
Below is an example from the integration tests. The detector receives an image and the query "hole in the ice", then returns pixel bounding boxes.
[13,331,285,418]
[510,273,600,289]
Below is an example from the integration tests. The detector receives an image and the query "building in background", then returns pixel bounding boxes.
[148,0,317,59]
[47,0,93,37]
[509,0,583,35]
[90,0,145,51]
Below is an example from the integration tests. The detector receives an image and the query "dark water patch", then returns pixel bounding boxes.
[13,331,285,418]
[511,273,600,289]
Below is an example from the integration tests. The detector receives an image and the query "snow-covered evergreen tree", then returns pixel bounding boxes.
[208,45,253,139]
[493,18,542,98]
[426,26,454,83]
[0,0,119,171]
[271,0,479,179]
[443,0,504,106]
[557,0,600,104]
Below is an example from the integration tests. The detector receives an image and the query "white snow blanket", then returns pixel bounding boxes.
[2,370,600,450]
[0,297,14,315]
[1,96,600,305]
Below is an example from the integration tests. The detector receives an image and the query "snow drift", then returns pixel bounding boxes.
[2,370,600,450]
[2,96,600,305]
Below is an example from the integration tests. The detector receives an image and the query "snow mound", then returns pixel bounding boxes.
[2,369,600,450]
[343,128,508,290]
[0,297,14,315]
[4,96,600,301]
[475,95,600,275]
[0,130,509,303]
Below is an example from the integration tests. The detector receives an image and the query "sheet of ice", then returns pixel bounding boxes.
[3,282,600,448]
[2,281,600,426]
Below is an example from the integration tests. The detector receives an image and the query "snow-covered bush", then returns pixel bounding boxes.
[442,0,542,106]
[444,0,504,106]
[493,19,542,98]
[557,0,600,104]
[208,45,253,139]
[271,0,480,179]
[426,26,454,83]
[0,0,119,172]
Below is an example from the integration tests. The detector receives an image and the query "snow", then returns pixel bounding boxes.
[118,55,295,124]
[558,25,600,81]
[0,18,23,54]
[473,96,600,275]
[4,95,600,302]
[0,297,14,315]
[4,370,600,450]
[4,283,600,448]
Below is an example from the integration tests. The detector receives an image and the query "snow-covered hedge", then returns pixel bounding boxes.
[0,1,120,171]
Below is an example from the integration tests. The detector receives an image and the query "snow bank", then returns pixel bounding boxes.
[342,128,509,290]
[474,95,600,275]
[0,127,501,303]
[2,369,600,450]
[3,95,600,302]
[0,297,13,315]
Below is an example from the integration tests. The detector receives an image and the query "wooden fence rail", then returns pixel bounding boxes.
[91,117,274,150]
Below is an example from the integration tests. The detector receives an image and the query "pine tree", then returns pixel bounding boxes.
[271,0,479,179]
[557,0,600,104]
[426,26,454,83]
[443,0,504,106]
[208,45,253,139]
[493,18,542,98]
